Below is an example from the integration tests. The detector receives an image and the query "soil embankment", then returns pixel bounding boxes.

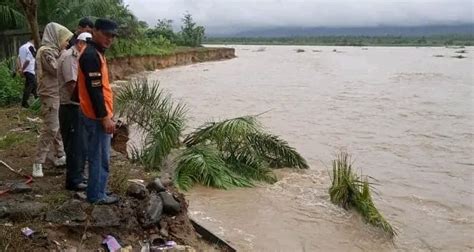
[108,47,235,81]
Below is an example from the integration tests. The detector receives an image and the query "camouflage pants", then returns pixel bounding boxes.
[35,96,65,164]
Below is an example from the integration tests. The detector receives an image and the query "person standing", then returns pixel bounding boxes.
[67,17,94,49]
[58,32,92,191]
[18,39,38,108]
[32,22,73,178]
[78,19,118,204]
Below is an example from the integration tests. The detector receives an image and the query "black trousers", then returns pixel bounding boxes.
[21,72,37,107]
[59,104,85,188]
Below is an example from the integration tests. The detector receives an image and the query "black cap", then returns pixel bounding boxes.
[78,17,94,28]
[95,18,118,36]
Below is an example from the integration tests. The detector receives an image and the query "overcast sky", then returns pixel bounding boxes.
[124,0,473,33]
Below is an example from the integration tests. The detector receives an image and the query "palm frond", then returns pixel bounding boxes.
[247,132,308,169]
[174,145,253,191]
[225,146,277,183]
[116,79,187,169]
[183,116,261,148]
[329,151,396,237]
[0,5,26,30]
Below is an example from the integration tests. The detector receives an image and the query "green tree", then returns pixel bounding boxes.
[146,19,177,42]
[178,13,205,47]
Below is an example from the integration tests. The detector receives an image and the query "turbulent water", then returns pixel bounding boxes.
[147,45,474,251]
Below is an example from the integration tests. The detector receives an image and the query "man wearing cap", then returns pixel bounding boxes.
[77,19,118,204]
[58,32,92,191]
[67,17,94,49]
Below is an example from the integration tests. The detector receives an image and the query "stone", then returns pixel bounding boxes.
[139,193,163,228]
[159,192,181,215]
[165,245,196,252]
[160,177,173,187]
[45,200,87,224]
[10,183,32,193]
[0,205,8,218]
[7,202,47,220]
[147,178,166,193]
[91,205,121,227]
[74,192,87,200]
[159,227,169,237]
[127,183,148,199]
[159,219,169,237]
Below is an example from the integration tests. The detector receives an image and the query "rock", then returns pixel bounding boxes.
[147,178,166,192]
[45,200,87,224]
[8,202,47,220]
[0,205,8,218]
[74,192,87,200]
[159,192,181,215]
[159,227,169,237]
[127,183,148,199]
[159,219,169,237]
[165,245,196,252]
[91,205,121,227]
[10,183,32,193]
[139,193,163,228]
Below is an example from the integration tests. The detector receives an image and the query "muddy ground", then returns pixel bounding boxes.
[0,107,221,251]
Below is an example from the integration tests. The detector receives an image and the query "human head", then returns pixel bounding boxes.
[41,22,73,51]
[77,17,94,34]
[92,19,118,49]
[75,32,92,51]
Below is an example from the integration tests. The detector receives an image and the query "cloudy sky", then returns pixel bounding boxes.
[124,0,473,33]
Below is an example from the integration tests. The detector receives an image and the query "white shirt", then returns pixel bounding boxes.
[18,41,36,75]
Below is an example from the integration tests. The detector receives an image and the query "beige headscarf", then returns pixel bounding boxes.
[40,22,73,51]
[36,22,73,72]
[36,22,73,97]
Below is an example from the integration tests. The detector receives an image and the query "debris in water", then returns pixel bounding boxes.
[21,227,35,237]
[296,49,305,53]
[102,235,122,251]
[26,117,42,123]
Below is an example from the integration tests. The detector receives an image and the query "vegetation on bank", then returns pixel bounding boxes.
[204,35,474,46]
[0,59,22,106]
[116,79,308,191]
[329,152,396,237]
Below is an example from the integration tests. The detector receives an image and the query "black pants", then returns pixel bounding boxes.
[59,104,85,188]
[21,72,37,107]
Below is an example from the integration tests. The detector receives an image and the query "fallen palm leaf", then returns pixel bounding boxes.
[329,151,396,237]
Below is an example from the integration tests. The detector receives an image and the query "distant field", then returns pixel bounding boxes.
[204,35,474,46]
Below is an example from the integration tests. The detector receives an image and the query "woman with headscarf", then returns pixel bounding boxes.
[32,22,73,178]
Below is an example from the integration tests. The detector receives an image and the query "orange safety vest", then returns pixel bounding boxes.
[77,50,113,120]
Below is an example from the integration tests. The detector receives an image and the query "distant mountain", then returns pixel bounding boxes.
[208,24,474,37]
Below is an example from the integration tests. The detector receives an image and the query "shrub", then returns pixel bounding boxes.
[0,59,23,106]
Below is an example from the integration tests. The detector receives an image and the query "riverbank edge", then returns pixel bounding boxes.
[108,47,236,81]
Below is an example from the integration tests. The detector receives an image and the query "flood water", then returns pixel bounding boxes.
[147,45,473,251]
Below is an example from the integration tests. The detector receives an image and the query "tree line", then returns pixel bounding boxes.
[0,0,205,50]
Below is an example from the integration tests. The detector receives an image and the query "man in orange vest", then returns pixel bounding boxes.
[77,19,118,204]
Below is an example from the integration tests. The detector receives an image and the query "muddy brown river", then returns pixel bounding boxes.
[146,45,473,251]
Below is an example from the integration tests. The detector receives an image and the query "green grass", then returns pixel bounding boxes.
[0,133,29,149]
[107,37,177,59]
[109,164,131,196]
[329,151,396,237]
[40,191,69,209]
